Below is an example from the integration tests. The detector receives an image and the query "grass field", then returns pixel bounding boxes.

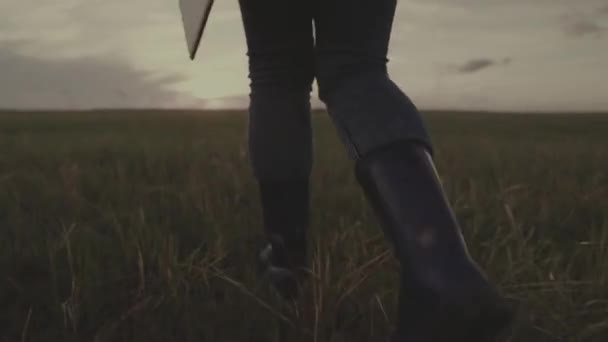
[1,110,607,342]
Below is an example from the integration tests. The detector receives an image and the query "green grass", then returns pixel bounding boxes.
[1,110,607,342]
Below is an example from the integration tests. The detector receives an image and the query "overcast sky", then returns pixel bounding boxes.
[1,0,607,111]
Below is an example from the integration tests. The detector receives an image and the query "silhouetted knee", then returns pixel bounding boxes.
[247,52,315,92]
[312,54,433,160]
[315,55,388,103]
[245,50,315,180]
[248,88,313,180]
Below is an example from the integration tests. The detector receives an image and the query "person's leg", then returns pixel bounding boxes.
[313,0,431,159]
[313,1,512,340]
[238,0,314,300]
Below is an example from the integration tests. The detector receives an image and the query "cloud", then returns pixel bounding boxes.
[0,41,197,109]
[562,18,604,37]
[450,57,512,74]
[458,59,495,73]
[560,8,606,38]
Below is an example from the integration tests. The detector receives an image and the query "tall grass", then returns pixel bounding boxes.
[0,110,607,342]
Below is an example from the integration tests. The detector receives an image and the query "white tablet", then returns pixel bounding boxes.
[179,0,215,60]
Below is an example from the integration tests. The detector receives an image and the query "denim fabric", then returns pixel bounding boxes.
[238,0,433,180]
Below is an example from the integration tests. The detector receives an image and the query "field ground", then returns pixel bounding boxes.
[1,110,607,342]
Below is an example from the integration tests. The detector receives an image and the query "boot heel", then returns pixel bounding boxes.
[257,236,307,300]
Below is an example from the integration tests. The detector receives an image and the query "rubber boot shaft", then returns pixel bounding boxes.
[354,141,513,341]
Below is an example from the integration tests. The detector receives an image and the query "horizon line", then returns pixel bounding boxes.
[1,107,608,115]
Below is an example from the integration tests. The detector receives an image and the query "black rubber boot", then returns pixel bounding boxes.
[354,141,513,341]
[256,179,310,300]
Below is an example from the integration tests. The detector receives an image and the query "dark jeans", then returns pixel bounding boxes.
[238,0,433,181]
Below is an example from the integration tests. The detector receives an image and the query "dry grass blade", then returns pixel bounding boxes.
[20,307,32,342]
[209,266,294,327]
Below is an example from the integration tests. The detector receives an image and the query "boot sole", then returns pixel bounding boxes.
[390,294,514,342]
[463,303,514,342]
